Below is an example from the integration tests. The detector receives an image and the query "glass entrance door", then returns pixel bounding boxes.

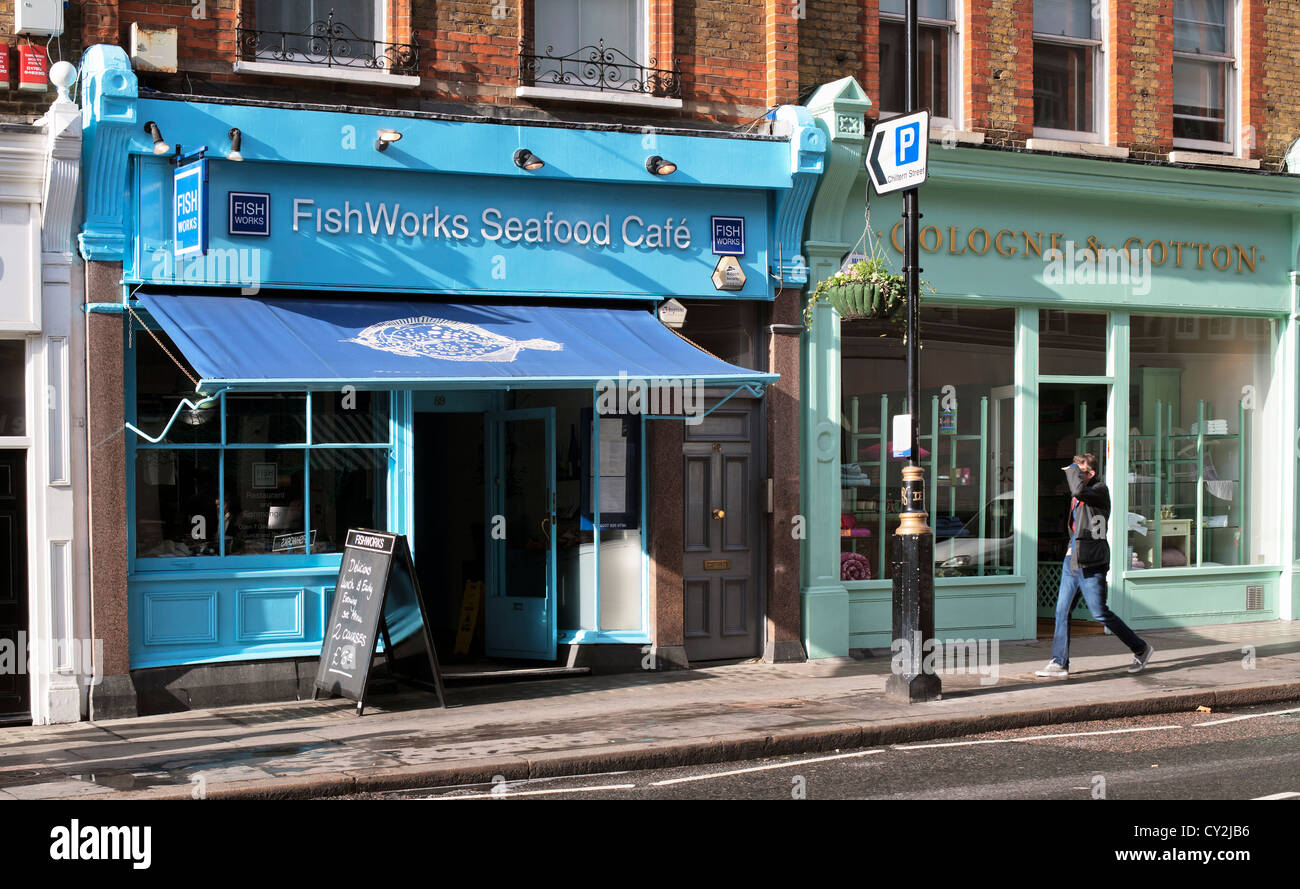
[486,408,557,660]
[1037,383,1110,621]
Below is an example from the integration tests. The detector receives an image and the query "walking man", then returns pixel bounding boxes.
[1036,454,1154,678]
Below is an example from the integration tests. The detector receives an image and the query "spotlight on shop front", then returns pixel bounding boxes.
[375,129,403,152]
[645,155,677,176]
[144,121,170,156]
[513,148,545,171]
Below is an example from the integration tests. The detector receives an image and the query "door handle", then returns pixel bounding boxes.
[541,517,551,542]
[712,508,725,520]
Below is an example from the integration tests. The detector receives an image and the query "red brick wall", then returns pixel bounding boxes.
[796,0,865,106]
[0,1,84,121]
[964,0,1033,145]
[68,0,784,126]
[1110,0,1173,159]
[1261,0,1300,170]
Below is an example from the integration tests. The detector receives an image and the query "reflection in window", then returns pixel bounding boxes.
[130,326,391,561]
[1173,0,1232,147]
[879,0,954,119]
[1033,0,1099,134]
[1128,315,1274,570]
[841,307,1016,581]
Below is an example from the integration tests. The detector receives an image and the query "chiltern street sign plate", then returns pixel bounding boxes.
[865,110,930,195]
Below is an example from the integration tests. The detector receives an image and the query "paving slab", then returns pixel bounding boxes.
[0,621,1297,799]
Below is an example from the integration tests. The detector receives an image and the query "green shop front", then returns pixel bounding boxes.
[800,79,1300,658]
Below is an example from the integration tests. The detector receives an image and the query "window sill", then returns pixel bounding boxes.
[1167,150,1261,170]
[932,128,984,146]
[1025,138,1128,159]
[515,85,683,110]
[233,60,420,89]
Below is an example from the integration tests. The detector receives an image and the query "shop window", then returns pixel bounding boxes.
[677,300,757,370]
[1039,310,1107,377]
[878,0,956,124]
[1033,0,1100,139]
[1173,0,1234,152]
[1128,315,1274,571]
[130,331,390,561]
[841,307,1016,582]
[0,340,25,437]
[508,389,645,635]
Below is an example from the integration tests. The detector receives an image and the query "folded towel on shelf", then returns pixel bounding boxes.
[1206,480,1235,501]
[840,551,872,581]
[1190,420,1228,436]
[1204,514,1229,528]
[1128,512,1149,536]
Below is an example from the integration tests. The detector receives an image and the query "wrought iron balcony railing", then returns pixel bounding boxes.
[520,40,682,98]
[236,10,419,77]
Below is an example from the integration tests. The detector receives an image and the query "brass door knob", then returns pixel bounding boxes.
[712,508,725,520]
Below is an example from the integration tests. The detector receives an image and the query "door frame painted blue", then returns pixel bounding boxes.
[486,407,557,659]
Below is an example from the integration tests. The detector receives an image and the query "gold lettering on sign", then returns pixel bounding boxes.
[877,223,1264,274]
[703,559,730,571]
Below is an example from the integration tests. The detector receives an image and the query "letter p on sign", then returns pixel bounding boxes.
[896,123,920,165]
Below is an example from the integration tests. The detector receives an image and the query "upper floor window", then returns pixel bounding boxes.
[525,1,678,98]
[878,0,956,123]
[1033,0,1101,139]
[241,1,418,77]
[1173,0,1234,152]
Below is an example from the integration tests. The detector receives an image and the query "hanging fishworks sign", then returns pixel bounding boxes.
[173,156,208,258]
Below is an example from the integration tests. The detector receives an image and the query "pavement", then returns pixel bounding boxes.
[2,620,1299,800]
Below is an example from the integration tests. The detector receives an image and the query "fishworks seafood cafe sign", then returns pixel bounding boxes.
[292,199,698,250]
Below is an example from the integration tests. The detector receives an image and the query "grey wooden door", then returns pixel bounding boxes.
[0,450,28,716]
[682,405,761,661]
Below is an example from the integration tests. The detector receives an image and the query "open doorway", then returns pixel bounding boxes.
[1036,383,1109,636]
[413,412,486,663]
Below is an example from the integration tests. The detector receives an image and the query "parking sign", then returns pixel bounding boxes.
[865,110,930,195]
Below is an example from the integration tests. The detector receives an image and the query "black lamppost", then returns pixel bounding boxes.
[885,0,941,704]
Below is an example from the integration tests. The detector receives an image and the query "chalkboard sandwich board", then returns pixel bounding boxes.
[314,529,447,716]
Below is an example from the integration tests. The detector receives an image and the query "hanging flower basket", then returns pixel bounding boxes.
[804,257,921,327]
[820,281,904,322]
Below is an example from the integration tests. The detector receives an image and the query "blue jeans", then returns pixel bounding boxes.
[1051,558,1147,669]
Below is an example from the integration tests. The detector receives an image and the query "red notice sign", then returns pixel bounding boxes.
[18,44,47,92]
[0,46,10,90]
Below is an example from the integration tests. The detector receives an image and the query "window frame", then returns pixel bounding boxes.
[531,0,650,83]
[1031,1,1104,143]
[127,322,395,572]
[878,1,960,130]
[1171,1,1237,154]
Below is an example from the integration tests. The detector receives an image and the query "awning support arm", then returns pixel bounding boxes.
[126,388,231,444]
[643,382,767,423]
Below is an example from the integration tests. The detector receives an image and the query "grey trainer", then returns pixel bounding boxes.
[1127,644,1155,673]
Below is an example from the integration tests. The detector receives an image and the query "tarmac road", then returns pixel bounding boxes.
[354,702,1300,800]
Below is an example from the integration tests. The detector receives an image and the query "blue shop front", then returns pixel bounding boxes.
[77,46,824,709]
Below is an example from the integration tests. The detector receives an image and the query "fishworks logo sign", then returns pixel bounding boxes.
[291,199,696,251]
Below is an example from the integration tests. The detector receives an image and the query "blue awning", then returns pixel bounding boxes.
[134,293,777,393]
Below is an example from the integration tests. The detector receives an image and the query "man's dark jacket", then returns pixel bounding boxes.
[1065,463,1110,576]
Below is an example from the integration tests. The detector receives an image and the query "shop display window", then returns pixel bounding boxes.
[130,331,390,561]
[840,307,1016,581]
[1128,315,1275,570]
